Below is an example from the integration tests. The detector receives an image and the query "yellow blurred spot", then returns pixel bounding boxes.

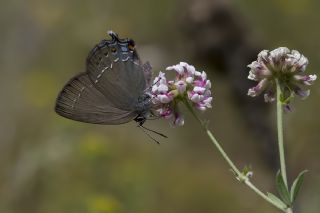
[79,132,110,157]
[28,0,65,29]
[274,0,311,15]
[87,195,121,213]
[24,70,57,108]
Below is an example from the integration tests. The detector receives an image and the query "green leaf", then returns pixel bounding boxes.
[279,85,294,105]
[290,170,308,202]
[276,170,291,206]
[267,192,287,209]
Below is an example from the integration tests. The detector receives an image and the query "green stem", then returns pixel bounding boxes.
[205,129,240,175]
[207,128,286,212]
[276,79,292,213]
[244,180,286,212]
[287,208,293,213]
[183,100,286,212]
[276,79,288,187]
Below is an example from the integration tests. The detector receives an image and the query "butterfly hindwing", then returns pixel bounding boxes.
[142,61,152,88]
[85,32,146,110]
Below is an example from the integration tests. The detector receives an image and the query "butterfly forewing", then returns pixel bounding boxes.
[55,73,137,124]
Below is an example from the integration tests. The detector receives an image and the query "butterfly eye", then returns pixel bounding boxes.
[111,47,117,53]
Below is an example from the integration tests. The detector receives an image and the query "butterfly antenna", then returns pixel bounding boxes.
[140,125,168,138]
[138,125,161,144]
[147,117,160,121]
[152,78,161,87]
[146,114,161,121]
[144,76,161,93]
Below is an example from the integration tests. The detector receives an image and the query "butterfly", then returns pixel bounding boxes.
[55,31,157,130]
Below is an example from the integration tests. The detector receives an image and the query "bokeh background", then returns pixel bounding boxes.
[1,0,320,213]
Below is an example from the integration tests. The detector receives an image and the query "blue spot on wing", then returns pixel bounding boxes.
[121,46,128,52]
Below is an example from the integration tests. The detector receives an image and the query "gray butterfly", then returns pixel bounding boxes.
[55,31,155,128]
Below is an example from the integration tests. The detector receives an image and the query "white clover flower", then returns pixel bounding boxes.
[175,80,187,94]
[151,62,212,126]
[166,62,196,77]
[247,47,317,109]
[173,114,184,126]
[151,72,174,104]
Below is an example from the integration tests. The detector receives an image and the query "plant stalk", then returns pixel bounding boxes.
[275,79,293,213]
[183,100,286,212]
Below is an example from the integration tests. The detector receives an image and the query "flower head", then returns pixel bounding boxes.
[151,62,212,126]
[247,47,317,109]
[152,72,174,104]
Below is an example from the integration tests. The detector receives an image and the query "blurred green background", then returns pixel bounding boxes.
[1,0,319,213]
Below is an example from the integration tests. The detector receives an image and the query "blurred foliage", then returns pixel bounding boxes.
[0,0,319,213]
